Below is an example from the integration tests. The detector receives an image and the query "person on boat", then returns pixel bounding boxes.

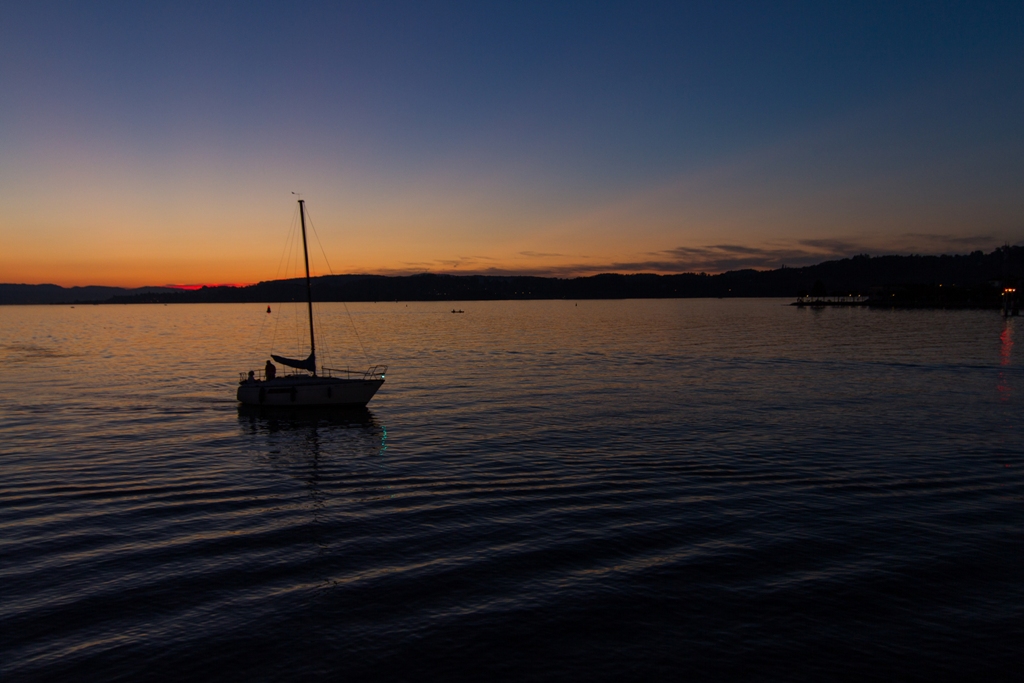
[265,360,276,381]
[247,370,255,383]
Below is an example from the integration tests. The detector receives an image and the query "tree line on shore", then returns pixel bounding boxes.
[3,246,1021,307]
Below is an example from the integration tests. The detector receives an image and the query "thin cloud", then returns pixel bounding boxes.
[519,250,567,258]
[355,234,1020,278]
[901,232,996,247]
[644,244,845,273]
[798,238,867,253]
[366,246,850,277]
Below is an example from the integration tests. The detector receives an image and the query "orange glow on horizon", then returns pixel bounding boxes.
[1,148,1017,289]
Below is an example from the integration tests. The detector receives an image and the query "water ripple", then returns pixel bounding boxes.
[1,301,1021,681]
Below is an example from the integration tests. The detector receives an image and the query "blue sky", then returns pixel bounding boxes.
[1,1,1021,285]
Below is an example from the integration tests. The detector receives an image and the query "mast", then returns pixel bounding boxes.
[298,199,317,375]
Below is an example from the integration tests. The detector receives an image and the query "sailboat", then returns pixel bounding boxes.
[236,199,386,407]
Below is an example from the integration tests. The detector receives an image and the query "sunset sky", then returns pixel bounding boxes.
[2,1,1022,287]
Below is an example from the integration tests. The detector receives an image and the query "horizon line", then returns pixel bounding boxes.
[4,244,1022,291]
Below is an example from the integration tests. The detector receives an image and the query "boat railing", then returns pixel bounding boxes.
[322,365,388,380]
[237,369,318,382]
[240,369,267,383]
[240,365,387,383]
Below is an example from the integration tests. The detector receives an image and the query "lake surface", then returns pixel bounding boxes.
[1,299,1021,681]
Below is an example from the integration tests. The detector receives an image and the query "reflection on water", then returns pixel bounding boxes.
[1,301,1021,682]
[238,405,387,471]
[237,404,380,429]
[237,406,391,595]
[998,320,1014,400]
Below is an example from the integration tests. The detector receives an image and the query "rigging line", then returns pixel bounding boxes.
[313,305,333,370]
[316,302,332,361]
[286,211,303,360]
[268,207,299,359]
[314,287,339,371]
[302,205,338,353]
[270,212,300,357]
[271,204,301,284]
[294,232,304,360]
[274,204,300,360]
[302,206,337,278]
[248,304,271,370]
[298,249,313,361]
[312,312,324,370]
[308,255,329,369]
[323,313,337,369]
[304,205,372,365]
[307,233,342,371]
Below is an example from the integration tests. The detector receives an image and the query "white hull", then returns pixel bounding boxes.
[237,376,383,407]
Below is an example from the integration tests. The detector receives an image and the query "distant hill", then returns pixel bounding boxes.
[3,246,1021,307]
[0,284,178,305]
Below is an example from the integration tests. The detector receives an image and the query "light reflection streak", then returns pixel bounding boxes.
[237,406,390,595]
[997,320,1014,401]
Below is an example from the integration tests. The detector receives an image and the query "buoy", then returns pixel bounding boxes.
[267,306,272,313]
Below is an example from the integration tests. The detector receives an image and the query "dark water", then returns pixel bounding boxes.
[1,300,1021,681]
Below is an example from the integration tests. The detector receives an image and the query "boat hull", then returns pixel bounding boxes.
[237,377,384,407]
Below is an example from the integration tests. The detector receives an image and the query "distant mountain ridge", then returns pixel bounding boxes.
[0,284,178,305]
[3,246,1021,306]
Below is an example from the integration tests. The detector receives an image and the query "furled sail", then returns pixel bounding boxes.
[271,352,316,373]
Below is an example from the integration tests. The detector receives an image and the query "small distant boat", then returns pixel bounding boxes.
[792,295,869,307]
[451,309,464,313]
[237,198,386,407]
